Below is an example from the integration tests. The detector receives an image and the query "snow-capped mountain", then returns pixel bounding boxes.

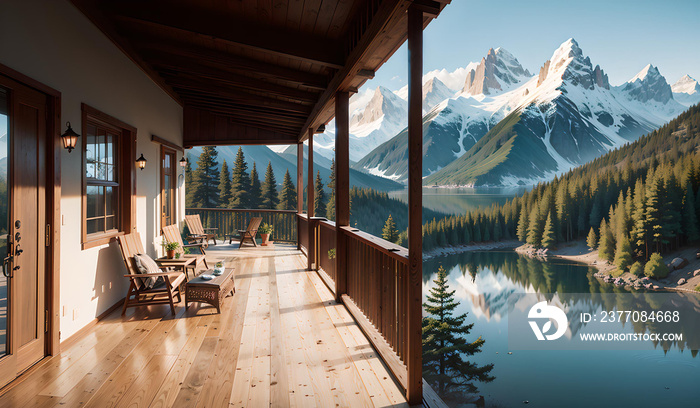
[462,47,531,95]
[355,46,534,182]
[357,38,685,186]
[422,77,455,113]
[617,64,673,104]
[672,75,700,107]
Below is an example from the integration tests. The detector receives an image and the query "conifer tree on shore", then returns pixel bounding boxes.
[423,266,494,399]
[278,169,296,210]
[261,161,279,209]
[218,159,232,208]
[229,147,251,209]
[189,146,219,208]
[382,214,399,243]
[249,162,262,209]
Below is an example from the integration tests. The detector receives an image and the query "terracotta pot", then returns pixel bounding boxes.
[261,233,270,246]
[167,249,175,259]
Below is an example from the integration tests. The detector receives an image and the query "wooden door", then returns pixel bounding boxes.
[0,76,47,387]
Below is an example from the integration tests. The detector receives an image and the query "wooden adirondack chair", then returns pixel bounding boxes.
[162,224,209,274]
[185,214,218,245]
[231,217,263,248]
[117,232,186,315]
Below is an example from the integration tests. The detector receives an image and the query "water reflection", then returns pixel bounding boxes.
[423,251,700,407]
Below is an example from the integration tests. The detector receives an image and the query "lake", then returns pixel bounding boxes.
[423,250,700,407]
[390,187,528,215]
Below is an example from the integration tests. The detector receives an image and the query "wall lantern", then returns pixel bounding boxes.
[61,121,80,152]
[179,157,187,168]
[136,154,147,170]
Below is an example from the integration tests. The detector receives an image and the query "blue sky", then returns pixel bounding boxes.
[365,0,700,91]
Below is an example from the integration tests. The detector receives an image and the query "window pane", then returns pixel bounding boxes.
[105,186,116,216]
[105,216,115,231]
[86,219,100,235]
[86,185,99,218]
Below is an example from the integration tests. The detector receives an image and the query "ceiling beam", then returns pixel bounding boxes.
[110,3,345,69]
[165,78,313,114]
[153,59,320,103]
[136,42,329,90]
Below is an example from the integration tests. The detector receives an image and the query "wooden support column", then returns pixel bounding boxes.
[297,141,304,250]
[307,128,315,270]
[406,5,424,404]
[335,91,350,301]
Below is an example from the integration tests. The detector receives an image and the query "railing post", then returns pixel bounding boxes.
[335,91,350,302]
[307,128,315,270]
[297,141,304,250]
[406,4,423,404]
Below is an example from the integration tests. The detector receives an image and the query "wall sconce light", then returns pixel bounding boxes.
[179,157,187,168]
[136,154,147,170]
[60,121,80,152]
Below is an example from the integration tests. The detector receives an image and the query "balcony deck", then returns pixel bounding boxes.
[0,244,407,408]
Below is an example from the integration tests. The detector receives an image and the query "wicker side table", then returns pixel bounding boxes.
[185,268,235,313]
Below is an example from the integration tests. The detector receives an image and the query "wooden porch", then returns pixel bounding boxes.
[0,244,409,407]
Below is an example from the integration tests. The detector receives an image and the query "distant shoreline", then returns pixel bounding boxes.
[516,241,700,293]
[422,240,520,260]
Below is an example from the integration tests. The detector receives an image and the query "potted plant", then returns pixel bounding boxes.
[162,241,180,259]
[259,223,273,246]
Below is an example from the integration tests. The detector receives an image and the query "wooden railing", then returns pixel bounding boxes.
[185,208,297,242]
[303,219,415,395]
[341,227,411,389]
[317,219,337,288]
[297,214,309,255]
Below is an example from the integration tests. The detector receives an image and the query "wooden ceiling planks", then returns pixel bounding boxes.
[70,0,449,146]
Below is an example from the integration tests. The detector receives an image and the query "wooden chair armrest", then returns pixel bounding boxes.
[203,228,218,232]
[124,271,184,278]
[183,243,205,248]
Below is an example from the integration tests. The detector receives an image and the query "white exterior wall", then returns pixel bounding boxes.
[0,0,184,339]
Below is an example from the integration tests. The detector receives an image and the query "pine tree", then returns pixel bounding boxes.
[326,159,336,220]
[218,159,232,208]
[261,161,279,209]
[586,227,598,249]
[229,147,251,208]
[516,208,529,242]
[189,147,219,208]
[541,212,556,249]
[382,214,399,243]
[683,183,700,241]
[645,176,664,253]
[278,169,296,210]
[598,220,615,262]
[314,171,326,217]
[526,207,543,247]
[613,235,633,272]
[423,266,494,398]
[249,162,262,209]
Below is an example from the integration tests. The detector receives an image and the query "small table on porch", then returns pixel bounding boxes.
[156,256,198,280]
[185,268,235,313]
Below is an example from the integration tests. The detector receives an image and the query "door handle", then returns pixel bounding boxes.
[2,255,12,278]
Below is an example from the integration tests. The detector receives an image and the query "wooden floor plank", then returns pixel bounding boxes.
[149,326,209,408]
[116,354,177,408]
[194,257,252,408]
[229,257,262,407]
[170,336,218,407]
[269,256,291,408]
[51,319,160,407]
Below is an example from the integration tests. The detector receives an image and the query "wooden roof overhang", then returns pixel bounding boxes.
[70,0,450,148]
